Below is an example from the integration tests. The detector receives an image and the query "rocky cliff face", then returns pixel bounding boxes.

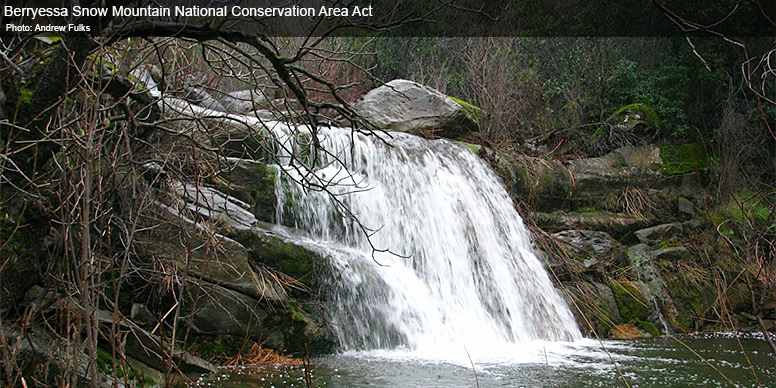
[488,143,768,339]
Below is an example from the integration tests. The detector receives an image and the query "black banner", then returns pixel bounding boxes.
[1,0,774,37]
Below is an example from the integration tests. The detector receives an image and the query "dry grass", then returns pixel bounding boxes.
[675,260,711,290]
[618,186,653,221]
[609,323,644,340]
[223,343,304,367]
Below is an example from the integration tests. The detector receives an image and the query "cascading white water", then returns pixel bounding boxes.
[269,122,582,355]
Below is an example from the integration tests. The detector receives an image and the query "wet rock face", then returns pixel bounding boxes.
[140,175,334,356]
[353,79,479,140]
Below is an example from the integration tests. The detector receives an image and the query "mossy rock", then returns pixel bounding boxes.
[188,334,247,362]
[213,159,277,223]
[231,229,327,292]
[659,142,718,175]
[448,96,487,122]
[658,260,716,331]
[455,140,481,155]
[564,281,623,337]
[270,300,335,356]
[635,319,661,337]
[610,280,650,322]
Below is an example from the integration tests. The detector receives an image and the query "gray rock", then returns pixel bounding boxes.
[568,145,663,199]
[653,246,692,262]
[634,222,683,244]
[116,320,216,374]
[150,200,288,301]
[213,158,277,223]
[173,181,258,231]
[678,197,695,217]
[131,303,155,327]
[626,244,665,304]
[8,327,87,384]
[221,89,271,113]
[186,283,268,339]
[183,86,226,112]
[23,285,58,312]
[353,79,479,140]
[552,230,623,258]
[592,282,624,324]
[533,211,648,238]
[563,281,623,336]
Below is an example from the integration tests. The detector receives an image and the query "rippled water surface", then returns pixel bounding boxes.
[194,335,776,388]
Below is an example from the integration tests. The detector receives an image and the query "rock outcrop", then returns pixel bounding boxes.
[143,175,334,355]
[506,142,743,338]
[353,79,479,140]
[492,144,665,212]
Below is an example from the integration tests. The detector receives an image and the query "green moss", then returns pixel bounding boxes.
[288,300,307,322]
[18,88,34,105]
[654,238,679,250]
[455,141,481,154]
[189,335,245,362]
[610,280,649,322]
[635,319,661,337]
[573,206,597,214]
[659,142,718,175]
[96,348,114,373]
[714,189,772,225]
[614,103,661,128]
[448,96,486,122]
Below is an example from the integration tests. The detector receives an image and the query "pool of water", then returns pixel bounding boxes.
[192,334,776,388]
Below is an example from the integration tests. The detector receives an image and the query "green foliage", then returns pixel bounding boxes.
[659,142,718,175]
[604,58,689,137]
[710,189,774,235]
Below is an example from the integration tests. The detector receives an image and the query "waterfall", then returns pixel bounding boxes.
[269,122,582,354]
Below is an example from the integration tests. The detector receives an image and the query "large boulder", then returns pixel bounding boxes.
[353,79,479,140]
[568,145,663,198]
[93,311,216,375]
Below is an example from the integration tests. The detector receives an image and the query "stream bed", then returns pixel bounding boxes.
[192,334,776,388]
